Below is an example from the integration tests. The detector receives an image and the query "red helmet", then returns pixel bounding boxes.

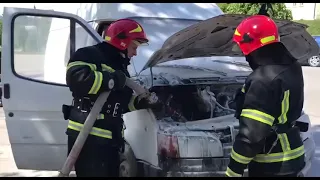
[233,15,280,55]
[103,19,149,51]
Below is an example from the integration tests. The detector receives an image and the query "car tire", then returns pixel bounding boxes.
[308,55,320,67]
[119,142,138,177]
[297,172,304,177]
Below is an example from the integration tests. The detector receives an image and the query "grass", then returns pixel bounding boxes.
[294,19,320,36]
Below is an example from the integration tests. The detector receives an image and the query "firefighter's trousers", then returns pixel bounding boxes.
[68,136,120,177]
[248,164,299,177]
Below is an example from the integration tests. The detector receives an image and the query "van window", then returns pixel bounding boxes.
[13,16,55,82]
[63,23,101,68]
[96,21,114,37]
[13,15,99,85]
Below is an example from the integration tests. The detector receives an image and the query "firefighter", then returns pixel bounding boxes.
[63,19,161,177]
[226,15,306,177]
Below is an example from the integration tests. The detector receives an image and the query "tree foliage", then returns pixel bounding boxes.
[217,3,293,20]
[216,3,229,13]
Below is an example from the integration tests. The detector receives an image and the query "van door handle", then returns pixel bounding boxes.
[3,83,10,99]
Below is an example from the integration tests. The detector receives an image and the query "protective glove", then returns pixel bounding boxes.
[111,70,127,90]
[135,92,163,111]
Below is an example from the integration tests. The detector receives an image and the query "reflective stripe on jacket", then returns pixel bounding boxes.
[68,120,112,139]
[67,118,125,140]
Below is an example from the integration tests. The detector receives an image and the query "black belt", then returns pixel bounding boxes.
[272,120,309,133]
[72,97,94,113]
[72,98,123,119]
[271,121,296,134]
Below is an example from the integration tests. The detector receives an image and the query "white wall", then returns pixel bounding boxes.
[285,3,316,20]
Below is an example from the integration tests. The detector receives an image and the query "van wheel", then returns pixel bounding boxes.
[119,143,138,177]
[308,55,320,67]
[297,172,304,177]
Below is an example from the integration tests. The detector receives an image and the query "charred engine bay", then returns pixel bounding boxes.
[150,83,242,122]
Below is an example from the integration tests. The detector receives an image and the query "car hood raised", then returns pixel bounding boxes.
[141,14,319,71]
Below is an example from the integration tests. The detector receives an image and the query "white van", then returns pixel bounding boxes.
[1,3,316,177]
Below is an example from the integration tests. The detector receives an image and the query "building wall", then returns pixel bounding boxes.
[285,3,316,20]
[315,4,320,19]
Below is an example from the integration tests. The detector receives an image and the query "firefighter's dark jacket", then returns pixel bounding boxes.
[226,43,305,176]
[64,42,148,146]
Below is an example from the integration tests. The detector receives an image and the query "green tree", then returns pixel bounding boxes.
[218,3,293,20]
[216,3,229,13]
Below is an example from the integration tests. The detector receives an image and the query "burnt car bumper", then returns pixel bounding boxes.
[140,143,314,177]
[140,157,249,177]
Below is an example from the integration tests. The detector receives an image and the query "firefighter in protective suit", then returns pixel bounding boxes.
[63,19,161,177]
[226,15,306,177]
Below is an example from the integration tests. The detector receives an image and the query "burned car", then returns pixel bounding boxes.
[120,14,317,177]
[2,5,316,177]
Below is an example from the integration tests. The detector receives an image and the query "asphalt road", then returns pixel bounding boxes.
[0,66,320,177]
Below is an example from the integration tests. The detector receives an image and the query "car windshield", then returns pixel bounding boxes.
[129,17,200,74]
[313,36,320,47]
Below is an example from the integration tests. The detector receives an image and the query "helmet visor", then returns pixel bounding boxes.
[133,38,149,46]
[231,42,242,54]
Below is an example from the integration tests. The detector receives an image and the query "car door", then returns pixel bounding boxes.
[2,7,103,170]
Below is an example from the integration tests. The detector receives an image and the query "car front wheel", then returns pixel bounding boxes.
[297,172,304,177]
[119,143,138,177]
[308,55,320,67]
